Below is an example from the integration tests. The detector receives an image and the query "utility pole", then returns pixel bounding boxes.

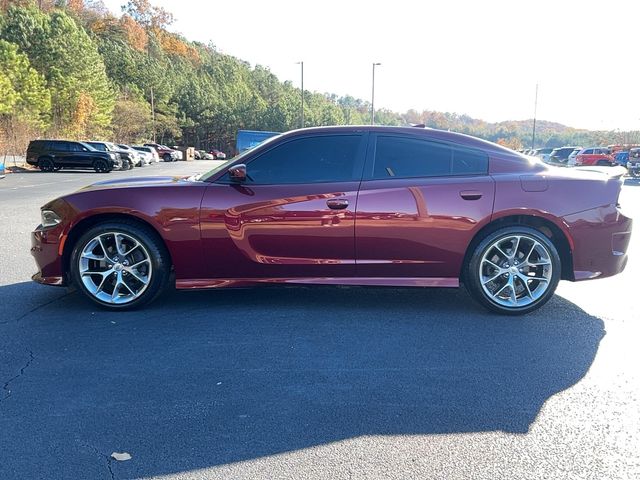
[150,87,156,143]
[532,82,538,150]
[296,61,304,128]
[371,63,381,125]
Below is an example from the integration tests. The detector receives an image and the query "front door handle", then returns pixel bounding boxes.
[326,198,349,209]
[460,190,483,201]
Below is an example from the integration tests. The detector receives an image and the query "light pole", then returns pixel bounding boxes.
[531,82,538,150]
[371,62,381,125]
[296,61,304,128]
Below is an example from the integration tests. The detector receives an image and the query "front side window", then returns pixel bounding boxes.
[242,135,363,184]
[372,136,488,179]
[90,143,107,152]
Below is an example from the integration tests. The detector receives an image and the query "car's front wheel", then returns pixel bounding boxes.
[70,221,171,310]
[465,226,561,315]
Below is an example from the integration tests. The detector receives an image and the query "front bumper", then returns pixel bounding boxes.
[31,226,66,286]
[563,205,632,281]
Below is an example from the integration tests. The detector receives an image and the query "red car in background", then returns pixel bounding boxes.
[143,143,179,162]
[575,147,614,166]
[209,149,227,160]
[31,126,632,315]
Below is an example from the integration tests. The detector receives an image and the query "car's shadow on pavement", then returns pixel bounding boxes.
[0,282,605,479]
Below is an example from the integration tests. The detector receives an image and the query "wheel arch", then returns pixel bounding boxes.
[62,212,173,282]
[461,214,574,282]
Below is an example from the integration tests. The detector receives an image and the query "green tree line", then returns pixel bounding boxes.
[0,0,636,157]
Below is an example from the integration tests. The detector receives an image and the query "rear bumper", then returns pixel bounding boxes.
[31,226,67,287]
[563,205,632,281]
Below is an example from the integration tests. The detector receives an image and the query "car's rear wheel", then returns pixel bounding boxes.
[70,221,170,310]
[38,157,55,172]
[465,226,561,315]
[163,153,172,162]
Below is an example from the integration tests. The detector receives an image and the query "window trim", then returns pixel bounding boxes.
[215,132,369,186]
[363,133,490,181]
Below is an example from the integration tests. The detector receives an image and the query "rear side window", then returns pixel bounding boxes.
[244,135,364,184]
[372,136,488,179]
[53,141,70,152]
[583,149,593,154]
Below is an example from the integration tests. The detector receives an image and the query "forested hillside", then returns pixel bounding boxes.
[0,0,635,155]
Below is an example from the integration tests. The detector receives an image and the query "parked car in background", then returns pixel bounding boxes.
[210,149,227,159]
[26,140,121,173]
[86,141,134,170]
[626,148,640,178]
[144,143,179,162]
[117,144,151,167]
[133,146,160,163]
[201,150,214,160]
[614,151,629,167]
[0,159,5,179]
[575,147,614,166]
[171,147,184,161]
[531,147,554,163]
[548,147,578,165]
[31,126,632,315]
[567,148,582,166]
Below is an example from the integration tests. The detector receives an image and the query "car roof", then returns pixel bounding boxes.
[282,125,522,157]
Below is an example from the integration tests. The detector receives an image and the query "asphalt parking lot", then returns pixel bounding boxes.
[1,162,639,480]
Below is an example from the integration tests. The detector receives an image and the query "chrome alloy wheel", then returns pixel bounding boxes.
[479,234,552,308]
[78,232,152,305]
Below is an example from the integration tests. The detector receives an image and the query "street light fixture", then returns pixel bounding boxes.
[296,61,304,128]
[371,62,381,125]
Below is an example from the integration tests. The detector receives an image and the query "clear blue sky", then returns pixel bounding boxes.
[104,0,640,131]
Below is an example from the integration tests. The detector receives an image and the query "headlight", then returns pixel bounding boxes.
[109,153,117,160]
[41,209,61,228]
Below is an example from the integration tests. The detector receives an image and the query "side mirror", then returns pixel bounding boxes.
[229,164,247,182]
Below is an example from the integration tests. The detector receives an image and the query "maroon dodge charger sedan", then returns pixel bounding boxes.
[31,126,632,314]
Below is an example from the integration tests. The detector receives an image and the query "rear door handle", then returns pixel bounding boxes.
[326,198,349,209]
[460,190,483,200]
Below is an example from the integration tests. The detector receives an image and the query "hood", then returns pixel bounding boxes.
[80,175,197,191]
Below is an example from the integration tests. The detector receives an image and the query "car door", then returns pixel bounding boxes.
[51,141,72,167]
[68,142,89,168]
[199,133,368,280]
[355,134,495,279]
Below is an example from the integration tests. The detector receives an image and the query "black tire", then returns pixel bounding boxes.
[53,166,62,172]
[630,169,640,178]
[163,153,172,162]
[38,157,55,172]
[93,159,108,173]
[70,220,171,310]
[464,226,561,315]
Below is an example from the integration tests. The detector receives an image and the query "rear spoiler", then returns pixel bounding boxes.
[573,165,626,180]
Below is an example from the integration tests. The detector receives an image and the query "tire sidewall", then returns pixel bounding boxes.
[70,222,170,310]
[39,157,54,172]
[465,226,561,315]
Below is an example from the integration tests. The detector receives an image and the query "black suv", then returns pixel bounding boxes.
[85,141,134,170]
[549,146,578,165]
[26,140,121,173]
